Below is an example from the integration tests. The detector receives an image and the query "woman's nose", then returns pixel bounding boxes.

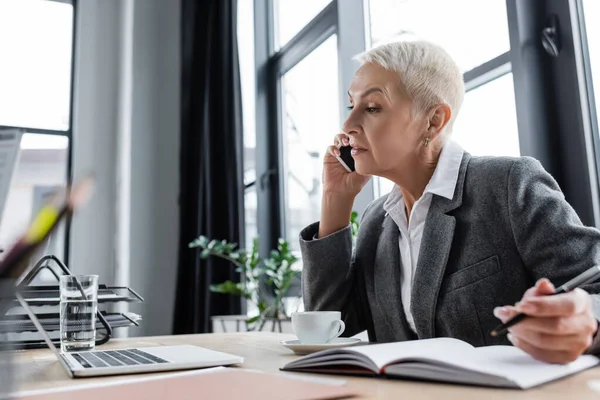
[342,115,359,136]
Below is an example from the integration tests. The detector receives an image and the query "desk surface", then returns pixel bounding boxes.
[12,332,600,399]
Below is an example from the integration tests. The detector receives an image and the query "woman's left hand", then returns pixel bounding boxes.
[494,278,598,364]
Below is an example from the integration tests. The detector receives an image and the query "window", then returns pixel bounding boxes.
[249,0,362,261]
[238,0,257,251]
[367,0,510,73]
[274,0,332,49]
[583,0,600,140]
[0,0,74,260]
[0,134,69,257]
[248,0,600,264]
[453,74,520,157]
[0,0,74,131]
[367,0,517,196]
[281,36,340,251]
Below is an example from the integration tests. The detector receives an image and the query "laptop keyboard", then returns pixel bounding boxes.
[69,349,169,369]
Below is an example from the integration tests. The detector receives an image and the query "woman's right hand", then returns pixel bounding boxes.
[318,134,371,238]
[323,133,371,197]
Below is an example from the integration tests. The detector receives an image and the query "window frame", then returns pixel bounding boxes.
[0,0,77,263]
[253,0,374,253]
[250,0,600,259]
[573,0,600,226]
[506,0,600,227]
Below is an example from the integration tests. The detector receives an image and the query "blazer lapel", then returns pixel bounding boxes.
[411,153,471,339]
[373,215,414,340]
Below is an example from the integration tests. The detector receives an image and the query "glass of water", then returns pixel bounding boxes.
[59,275,98,353]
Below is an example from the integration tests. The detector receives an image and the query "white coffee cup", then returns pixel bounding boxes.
[291,311,345,344]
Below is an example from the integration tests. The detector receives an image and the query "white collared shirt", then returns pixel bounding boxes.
[382,140,464,333]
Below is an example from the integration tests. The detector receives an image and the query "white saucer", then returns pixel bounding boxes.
[281,338,362,355]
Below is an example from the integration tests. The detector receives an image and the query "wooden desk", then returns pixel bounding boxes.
[12,332,600,399]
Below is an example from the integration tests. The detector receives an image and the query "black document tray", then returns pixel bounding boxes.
[13,285,143,306]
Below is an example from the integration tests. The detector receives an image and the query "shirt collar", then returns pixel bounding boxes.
[383,140,464,212]
[423,139,464,200]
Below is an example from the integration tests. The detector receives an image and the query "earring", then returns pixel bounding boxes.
[423,137,430,147]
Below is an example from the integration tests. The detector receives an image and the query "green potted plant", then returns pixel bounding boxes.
[188,236,300,330]
[190,212,361,331]
[350,211,360,238]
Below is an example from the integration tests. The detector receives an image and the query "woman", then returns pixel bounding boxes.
[300,41,600,364]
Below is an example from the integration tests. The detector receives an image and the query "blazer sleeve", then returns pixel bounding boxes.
[299,220,372,338]
[507,157,600,353]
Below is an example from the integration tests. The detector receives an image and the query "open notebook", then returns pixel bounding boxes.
[282,337,600,389]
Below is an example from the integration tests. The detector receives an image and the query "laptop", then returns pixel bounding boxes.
[15,292,243,378]
[1,176,244,378]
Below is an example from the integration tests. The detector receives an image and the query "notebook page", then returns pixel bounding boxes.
[384,363,515,387]
[474,346,600,389]
[347,337,475,370]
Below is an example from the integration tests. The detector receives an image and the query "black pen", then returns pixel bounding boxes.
[490,265,600,337]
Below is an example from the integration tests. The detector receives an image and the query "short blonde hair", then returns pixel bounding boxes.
[354,41,465,134]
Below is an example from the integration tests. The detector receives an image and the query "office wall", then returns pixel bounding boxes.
[127,0,180,336]
[70,0,180,336]
[70,0,120,283]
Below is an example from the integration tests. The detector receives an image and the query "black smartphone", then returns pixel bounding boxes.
[335,145,355,172]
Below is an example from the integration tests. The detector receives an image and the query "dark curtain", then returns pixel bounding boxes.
[174,0,244,334]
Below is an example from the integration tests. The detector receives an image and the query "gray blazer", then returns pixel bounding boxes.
[300,153,600,350]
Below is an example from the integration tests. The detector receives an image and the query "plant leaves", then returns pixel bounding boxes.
[350,210,360,237]
[257,301,268,312]
[190,235,207,248]
[209,281,251,299]
[200,249,211,258]
[193,234,300,319]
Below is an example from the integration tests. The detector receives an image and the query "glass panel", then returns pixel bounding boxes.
[377,74,519,197]
[0,133,68,260]
[0,0,74,130]
[275,0,332,50]
[453,73,520,157]
[238,0,258,252]
[367,0,510,72]
[281,36,340,251]
[583,0,600,143]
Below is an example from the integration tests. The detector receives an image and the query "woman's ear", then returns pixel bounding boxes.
[427,104,452,138]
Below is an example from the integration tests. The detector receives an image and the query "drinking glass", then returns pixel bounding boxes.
[59,275,98,352]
